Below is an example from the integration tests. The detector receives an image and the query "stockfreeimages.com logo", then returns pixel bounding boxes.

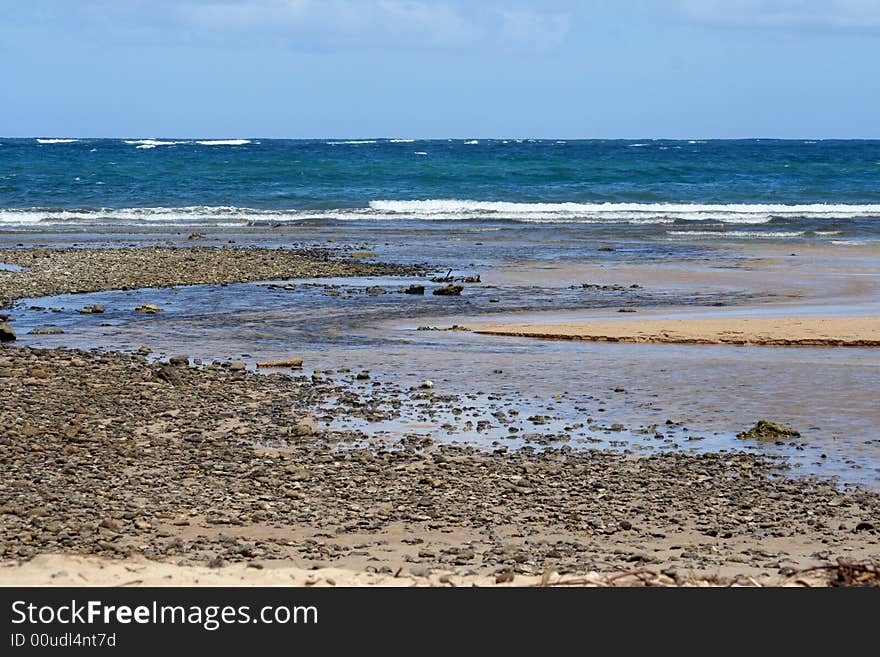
[11,599,318,632]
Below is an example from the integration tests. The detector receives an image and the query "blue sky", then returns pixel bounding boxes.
[2,0,878,138]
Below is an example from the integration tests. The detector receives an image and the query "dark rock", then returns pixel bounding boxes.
[737,420,800,442]
[433,284,463,296]
[404,285,425,295]
[0,323,15,342]
[29,327,64,335]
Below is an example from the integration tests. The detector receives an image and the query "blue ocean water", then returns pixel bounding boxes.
[0,138,879,240]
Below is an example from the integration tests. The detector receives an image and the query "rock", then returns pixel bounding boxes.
[228,361,247,372]
[356,370,370,380]
[80,304,104,314]
[433,284,464,296]
[420,380,434,389]
[598,246,616,252]
[495,571,515,584]
[855,522,875,532]
[135,304,163,314]
[256,358,303,369]
[0,323,15,342]
[404,285,425,295]
[168,355,190,366]
[737,420,800,442]
[28,327,64,335]
[154,364,181,385]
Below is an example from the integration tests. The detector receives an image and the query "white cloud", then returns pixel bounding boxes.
[674,0,880,31]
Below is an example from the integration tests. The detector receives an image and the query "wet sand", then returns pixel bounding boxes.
[1,240,879,586]
[472,316,880,347]
[1,347,878,587]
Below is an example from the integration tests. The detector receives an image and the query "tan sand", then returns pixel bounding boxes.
[0,555,828,587]
[473,316,880,347]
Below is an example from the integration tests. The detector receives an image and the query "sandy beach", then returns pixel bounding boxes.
[473,316,880,347]
[1,241,879,587]
[1,343,878,587]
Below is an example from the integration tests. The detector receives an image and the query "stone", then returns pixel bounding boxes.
[228,361,247,372]
[0,323,17,341]
[404,285,425,295]
[256,358,303,369]
[495,571,515,584]
[28,327,64,335]
[737,420,800,442]
[135,304,163,314]
[169,355,190,366]
[433,284,464,296]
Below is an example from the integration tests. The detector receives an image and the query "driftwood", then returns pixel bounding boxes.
[256,359,303,368]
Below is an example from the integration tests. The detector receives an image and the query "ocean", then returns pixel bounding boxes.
[1,138,879,243]
[3,137,879,486]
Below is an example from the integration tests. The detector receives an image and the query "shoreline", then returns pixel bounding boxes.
[0,246,423,309]
[472,316,880,347]
[1,346,878,586]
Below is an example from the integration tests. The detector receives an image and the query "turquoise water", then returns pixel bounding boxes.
[1,138,879,241]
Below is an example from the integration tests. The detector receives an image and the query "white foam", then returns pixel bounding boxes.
[367,199,880,223]
[36,138,79,144]
[125,139,185,147]
[414,151,428,156]
[196,139,251,146]
[464,140,479,145]
[389,139,416,143]
[629,143,649,147]
[667,230,805,239]
[814,230,842,236]
[1,202,877,229]
[326,140,377,145]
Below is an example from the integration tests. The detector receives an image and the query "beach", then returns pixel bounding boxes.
[1,139,879,587]
[473,316,880,347]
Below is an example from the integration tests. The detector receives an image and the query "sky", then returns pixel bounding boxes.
[1,0,878,139]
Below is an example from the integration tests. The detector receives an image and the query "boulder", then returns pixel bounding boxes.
[433,284,464,296]
[737,420,800,441]
[0,323,15,342]
[135,304,163,314]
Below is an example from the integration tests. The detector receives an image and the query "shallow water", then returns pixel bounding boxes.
[10,266,879,488]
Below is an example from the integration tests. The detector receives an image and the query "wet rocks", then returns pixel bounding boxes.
[404,285,425,295]
[737,420,801,442]
[0,346,877,584]
[433,284,464,296]
[28,327,64,335]
[256,358,303,369]
[0,323,16,342]
[0,246,423,309]
[134,304,163,314]
[80,304,104,314]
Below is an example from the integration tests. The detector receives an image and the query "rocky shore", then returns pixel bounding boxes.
[0,246,421,308]
[2,347,878,585]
